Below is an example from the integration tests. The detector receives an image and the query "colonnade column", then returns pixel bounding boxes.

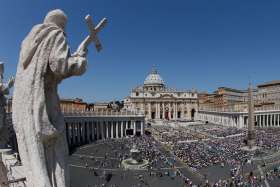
[140,121,144,135]
[82,121,86,143]
[71,122,76,145]
[66,123,70,146]
[266,115,269,127]
[116,121,120,138]
[111,121,114,138]
[126,121,128,130]
[106,121,109,138]
[121,121,124,138]
[133,121,136,136]
[77,122,81,145]
[101,121,105,139]
[97,121,100,139]
[92,121,97,140]
[86,121,90,142]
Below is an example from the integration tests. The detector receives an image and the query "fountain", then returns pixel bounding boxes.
[121,144,149,170]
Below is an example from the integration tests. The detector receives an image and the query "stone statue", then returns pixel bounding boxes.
[12,9,99,187]
[0,62,14,149]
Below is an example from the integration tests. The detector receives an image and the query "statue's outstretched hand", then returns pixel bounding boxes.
[74,37,89,58]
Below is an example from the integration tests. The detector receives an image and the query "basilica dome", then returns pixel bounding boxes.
[144,69,165,85]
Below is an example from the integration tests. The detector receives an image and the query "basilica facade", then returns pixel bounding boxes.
[124,69,198,120]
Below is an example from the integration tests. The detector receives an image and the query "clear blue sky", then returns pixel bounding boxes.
[0,0,280,102]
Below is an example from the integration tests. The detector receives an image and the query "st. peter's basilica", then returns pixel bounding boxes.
[124,68,198,120]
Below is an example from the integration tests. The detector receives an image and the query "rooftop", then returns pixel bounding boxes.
[257,80,280,88]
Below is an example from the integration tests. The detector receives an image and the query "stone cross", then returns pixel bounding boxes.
[85,15,107,52]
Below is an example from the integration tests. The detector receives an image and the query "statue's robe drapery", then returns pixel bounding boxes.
[0,85,9,148]
[12,23,86,187]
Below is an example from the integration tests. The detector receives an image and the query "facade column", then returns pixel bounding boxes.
[175,103,178,119]
[278,114,280,126]
[72,122,76,146]
[239,116,244,128]
[168,103,172,120]
[148,103,151,119]
[173,103,177,120]
[158,103,161,119]
[156,103,159,119]
[160,103,162,119]
[182,104,185,119]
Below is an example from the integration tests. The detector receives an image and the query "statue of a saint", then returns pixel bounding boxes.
[12,9,89,187]
[0,62,14,149]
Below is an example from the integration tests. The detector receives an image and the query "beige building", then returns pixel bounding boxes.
[256,80,280,107]
[93,102,110,112]
[198,87,249,111]
[60,98,88,113]
[124,69,198,120]
[199,81,280,112]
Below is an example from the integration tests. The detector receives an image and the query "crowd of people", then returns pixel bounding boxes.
[150,123,280,186]
[173,137,249,170]
[187,124,244,138]
[70,122,280,187]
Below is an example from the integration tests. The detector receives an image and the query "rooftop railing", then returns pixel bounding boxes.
[199,105,280,113]
[63,110,145,117]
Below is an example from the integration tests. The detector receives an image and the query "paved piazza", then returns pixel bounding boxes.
[68,121,280,187]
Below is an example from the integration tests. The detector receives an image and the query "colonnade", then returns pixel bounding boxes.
[255,113,280,127]
[196,110,280,129]
[65,118,145,149]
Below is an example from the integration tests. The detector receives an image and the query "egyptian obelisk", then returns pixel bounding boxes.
[247,82,256,149]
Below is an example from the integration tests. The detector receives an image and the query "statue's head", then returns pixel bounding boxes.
[44,9,67,30]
